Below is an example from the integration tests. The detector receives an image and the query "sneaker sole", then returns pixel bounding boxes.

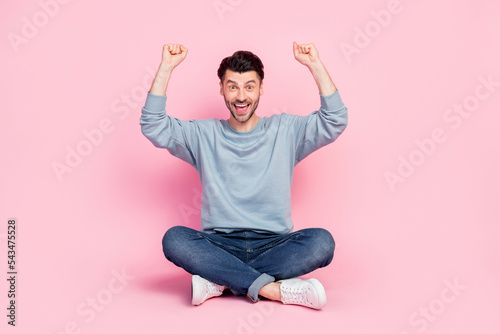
[191,275,204,306]
[306,278,327,309]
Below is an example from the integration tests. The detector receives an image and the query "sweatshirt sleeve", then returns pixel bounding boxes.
[293,90,348,164]
[140,93,198,167]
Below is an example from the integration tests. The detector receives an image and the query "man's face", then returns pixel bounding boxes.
[220,69,263,124]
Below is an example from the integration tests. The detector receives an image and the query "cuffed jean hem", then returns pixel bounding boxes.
[246,273,275,302]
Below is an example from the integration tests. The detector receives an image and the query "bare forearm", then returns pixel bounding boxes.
[307,61,337,96]
[149,44,188,96]
[293,42,337,96]
[149,63,174,96]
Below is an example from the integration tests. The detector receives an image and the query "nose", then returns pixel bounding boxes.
[237,89,246,101]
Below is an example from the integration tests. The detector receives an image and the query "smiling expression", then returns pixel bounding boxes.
[220,69,264,127]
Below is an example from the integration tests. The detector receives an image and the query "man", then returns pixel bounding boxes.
[140,42,348,309]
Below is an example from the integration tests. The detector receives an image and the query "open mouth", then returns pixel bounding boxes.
[233,103,250,114]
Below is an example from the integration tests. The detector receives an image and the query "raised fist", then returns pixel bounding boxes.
[161,44,188,68]
[293,42,320,67]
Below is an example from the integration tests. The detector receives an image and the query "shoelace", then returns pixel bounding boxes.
[281,286,308,304]
[205,281,224,296]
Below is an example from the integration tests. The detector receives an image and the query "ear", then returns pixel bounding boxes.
[259,80,264,96]
[219,81,223,96]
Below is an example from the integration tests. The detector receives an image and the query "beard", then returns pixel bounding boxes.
[224,95,260,123]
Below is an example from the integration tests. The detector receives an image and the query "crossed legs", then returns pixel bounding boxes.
[162,226,335,306]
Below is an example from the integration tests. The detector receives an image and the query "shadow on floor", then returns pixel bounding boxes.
[137,272,193,305]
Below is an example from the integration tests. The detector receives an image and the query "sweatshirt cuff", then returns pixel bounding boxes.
[319,90,345,111]
[144,93,167,112]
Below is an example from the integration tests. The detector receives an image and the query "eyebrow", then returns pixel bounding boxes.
[226,79,257,86]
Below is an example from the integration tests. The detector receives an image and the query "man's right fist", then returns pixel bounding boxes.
[161,44,188,68]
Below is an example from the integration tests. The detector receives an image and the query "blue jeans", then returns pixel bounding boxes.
[162,226,335,302]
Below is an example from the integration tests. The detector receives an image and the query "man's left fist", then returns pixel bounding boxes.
[293,42,320,66]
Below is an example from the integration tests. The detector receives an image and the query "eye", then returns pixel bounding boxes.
[229,85,236,90]
[246,85,254,90]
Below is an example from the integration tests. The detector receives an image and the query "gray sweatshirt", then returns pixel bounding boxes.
[140,91,348,234]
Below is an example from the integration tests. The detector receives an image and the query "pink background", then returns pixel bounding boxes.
[1,0,499,333]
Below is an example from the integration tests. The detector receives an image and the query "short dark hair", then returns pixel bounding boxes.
[217,51,264,83]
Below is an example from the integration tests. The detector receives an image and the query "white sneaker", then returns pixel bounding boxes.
[278,277,327,309]
[191,275,225,306]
